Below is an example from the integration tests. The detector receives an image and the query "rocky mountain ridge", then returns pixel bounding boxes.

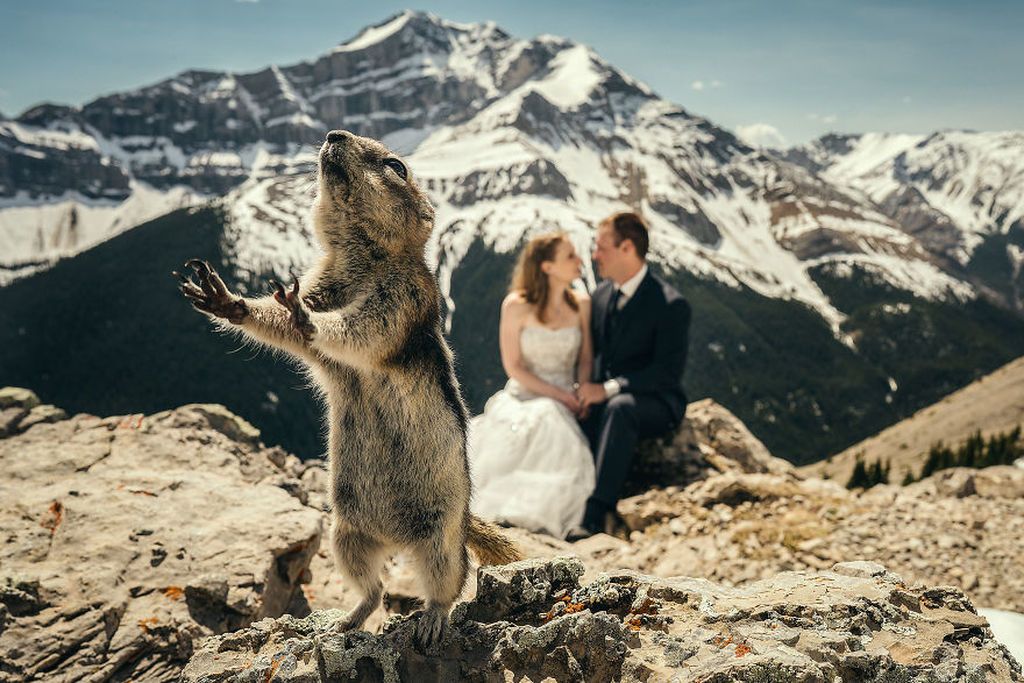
[802,354,1024,484]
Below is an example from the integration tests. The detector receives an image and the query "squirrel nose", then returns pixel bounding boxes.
[326,130,349,145]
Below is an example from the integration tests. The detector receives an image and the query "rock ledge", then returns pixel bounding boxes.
[182,557,1021,683]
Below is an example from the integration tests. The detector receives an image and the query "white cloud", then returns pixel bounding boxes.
[736,123,787,149]
[807,113,838,124]
[690,79,723,92]
[902,95,912,104]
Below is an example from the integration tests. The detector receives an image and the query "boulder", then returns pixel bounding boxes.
[16,403,68,431]
[0,402,323,682]
[923,465,1024,499]
[0,386,67,438]
[180,557,1022,682]
[0,386,40,410]
[624,398,793,496]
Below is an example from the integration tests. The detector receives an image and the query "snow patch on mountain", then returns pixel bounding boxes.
[692,188,848,333]
[0,120,99,152]
[819,133,923,187]
[0,183,202,284]
[530,45,604,110]
[814,254,974,302]
[223,175,318,288]
[332,11,413,53]
[903,131,1024,241]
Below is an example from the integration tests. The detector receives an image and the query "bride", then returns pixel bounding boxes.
[467,232,596,539]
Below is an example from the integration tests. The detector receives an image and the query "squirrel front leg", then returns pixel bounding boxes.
[293,293,406,369]
[260,274,380,369]
[176,259,314,361]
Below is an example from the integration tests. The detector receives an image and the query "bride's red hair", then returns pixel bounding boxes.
[509,232,579,324]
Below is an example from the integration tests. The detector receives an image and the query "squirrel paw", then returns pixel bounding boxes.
[175,259,248,323]
[414,607,448,649]
[271,275,316,342]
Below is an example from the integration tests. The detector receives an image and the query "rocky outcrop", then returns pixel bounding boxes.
[0,386,66,437]
[925,465,1024,499]
[0,393,323,682]
[181,556,1022,682]
[290,397,793,630]
[448,159,572,206]
[624,397,795,497]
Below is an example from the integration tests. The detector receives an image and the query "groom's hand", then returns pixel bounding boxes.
[577,382,607,411]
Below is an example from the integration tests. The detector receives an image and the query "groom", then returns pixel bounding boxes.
[572,212,691,538]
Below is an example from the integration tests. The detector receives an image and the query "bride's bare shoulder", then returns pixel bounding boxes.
[502,290,531,316]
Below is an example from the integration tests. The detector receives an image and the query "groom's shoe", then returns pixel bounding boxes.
[565,524,596,542]
[566,515,603,541]
[569,500,613,541]
[566,505,609,541]
[603,511,629,541]
[567,509,623,542]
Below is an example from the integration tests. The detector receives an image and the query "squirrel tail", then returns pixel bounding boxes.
[467,515,523,566]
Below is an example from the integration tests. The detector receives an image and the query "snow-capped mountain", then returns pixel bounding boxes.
[6,11,1021,318]
[784,131,1024,305]
[2,11,1023,463]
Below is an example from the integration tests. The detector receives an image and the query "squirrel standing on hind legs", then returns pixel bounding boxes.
[174,129,522,647]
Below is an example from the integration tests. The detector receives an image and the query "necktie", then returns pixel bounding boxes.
[605,288,622,340]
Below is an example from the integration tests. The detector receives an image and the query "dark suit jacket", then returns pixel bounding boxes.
[590,270,691,424]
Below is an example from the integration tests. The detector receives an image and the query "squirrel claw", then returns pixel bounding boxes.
[175,257,247,323]
[270,275,315,341]
[270,279,288,306]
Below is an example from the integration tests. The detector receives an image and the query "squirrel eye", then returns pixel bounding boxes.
[382,158,407,180]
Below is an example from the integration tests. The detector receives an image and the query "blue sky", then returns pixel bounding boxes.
[2,0,1021,145]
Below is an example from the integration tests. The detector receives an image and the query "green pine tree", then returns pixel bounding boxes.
[921,443,942,479]
[919,424,1023,478]
[847,457,870,490]
[867,460,885,488]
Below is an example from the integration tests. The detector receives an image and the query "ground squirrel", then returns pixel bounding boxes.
[175,129,521,646]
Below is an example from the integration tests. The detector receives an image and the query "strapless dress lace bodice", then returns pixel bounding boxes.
[512,325,581,394]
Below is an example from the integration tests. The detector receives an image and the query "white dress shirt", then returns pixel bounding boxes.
[602,264,648,398]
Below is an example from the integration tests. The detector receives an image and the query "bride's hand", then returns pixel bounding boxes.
[557,390,581,414]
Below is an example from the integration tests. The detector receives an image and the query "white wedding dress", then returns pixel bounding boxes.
[467,325,596,539]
